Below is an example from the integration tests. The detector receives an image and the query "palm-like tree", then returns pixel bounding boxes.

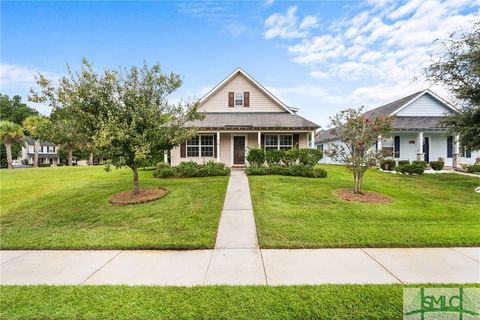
[0,121,24,169]
[22,116,49,168]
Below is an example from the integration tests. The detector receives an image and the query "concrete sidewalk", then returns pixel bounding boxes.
[1,247,479,285]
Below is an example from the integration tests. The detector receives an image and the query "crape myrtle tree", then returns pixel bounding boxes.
[329,107,393,194]
[31,59,202,194]
[22,115,50,168]
[426,21,480,150]
[0,121,24,169]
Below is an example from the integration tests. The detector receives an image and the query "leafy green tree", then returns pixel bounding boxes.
[0,121,24,169]
[31,59,202,194]
[22,116,50,167]
[0,94,39,124]
[329,107,393,194]
[0,94,39,165]
[426,21,480,150]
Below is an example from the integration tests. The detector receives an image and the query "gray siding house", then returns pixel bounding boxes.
[20,138,60,165]
[316,89,478,168]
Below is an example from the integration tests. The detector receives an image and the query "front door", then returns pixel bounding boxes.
[233,136,246,165]
[423,137,430,163]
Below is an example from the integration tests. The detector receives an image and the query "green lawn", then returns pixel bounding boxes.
[0,166,228,249]
[3,284,478,320]
[249,165,480,248]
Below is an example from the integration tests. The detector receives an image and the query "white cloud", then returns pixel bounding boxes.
[264,6,318,39]
[264,0,274,6]
[0,63,40,87]
[309,70,329,79]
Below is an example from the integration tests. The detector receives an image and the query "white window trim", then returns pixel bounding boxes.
[234,92,244,107]
[187,134,215,158]
[264,134,293,150]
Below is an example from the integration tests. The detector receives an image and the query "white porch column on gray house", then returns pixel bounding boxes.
[258,131,261,147]
[377,136,383,151]
[216,131,220,162]
[416,131,424,161]
[310,131,315,148]
[453,134,460,169]
[163,150,168,163]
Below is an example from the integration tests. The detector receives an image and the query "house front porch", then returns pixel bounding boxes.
[171,130,316,167]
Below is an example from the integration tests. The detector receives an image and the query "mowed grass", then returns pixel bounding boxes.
[3,284,478,320]
[0,166,228,249]
[249,165,480,248]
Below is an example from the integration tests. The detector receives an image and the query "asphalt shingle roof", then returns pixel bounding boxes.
[185,112,319,129]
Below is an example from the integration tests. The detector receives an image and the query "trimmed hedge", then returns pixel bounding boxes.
[380,159,396,171]
[246,164,327,178]
[466,164,480,173]
[265,149,284,166]
[429,161,445,171]
[38,163,51,167]
[153,161,230,178]
[298,149,323,166]
[396,163,425,175]
[397,160,410,166]
[246,148,265,167]
[412,160,428,168]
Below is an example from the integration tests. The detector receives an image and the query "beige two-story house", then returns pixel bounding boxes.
[170,68,320,167]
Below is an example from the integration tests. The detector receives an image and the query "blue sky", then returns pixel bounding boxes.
[1,0,479,127]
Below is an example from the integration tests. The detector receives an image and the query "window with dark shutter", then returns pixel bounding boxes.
[244,92,250,107]
[447,136,453,158]
[213,134,217,158]
[466,148,472,158]
[394,136,400,158]
[292,134,299,147]
[228,92,234,107]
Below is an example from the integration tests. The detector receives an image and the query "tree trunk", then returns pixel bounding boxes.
[89,152,94,166]
[132,165,139,194]
[353,172,358,194]
[34,139,40,168]
[5,143,13,169]
[68,146,73,166]
[357,173,363,194]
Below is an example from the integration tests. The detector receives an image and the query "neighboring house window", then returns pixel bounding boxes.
[447,136,453,158]
[317,144,323,152]
[235,92,244,106]
[460,146,472,158]
[394,136,400,158]
[265,134,293,151]
[186,135,215,157]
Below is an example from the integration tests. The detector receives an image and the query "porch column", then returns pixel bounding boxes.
[416,131,424,161]
[377,136,382,152]
[257,131,261,147]
[311,131,315,149]
[453,134,460,169]
[216,131,220,162]
[163,150,168,163]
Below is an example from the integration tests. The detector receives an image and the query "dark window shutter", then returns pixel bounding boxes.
[213,134,217,158]
[180,142,186,158]
[292,134,299,147]
[228,92,234,107]
[447,136,453,158]
[466,148,472,158]
[394,136,400,158]
[261,134,265,148]
[244,92,250,107]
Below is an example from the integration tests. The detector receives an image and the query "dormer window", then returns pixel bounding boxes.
[235,92,244,106]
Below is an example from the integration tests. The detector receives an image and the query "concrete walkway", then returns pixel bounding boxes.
[1,248,479,285]
[1,171,479,285]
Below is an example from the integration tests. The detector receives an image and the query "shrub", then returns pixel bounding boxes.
[412,160,428,168]
[467,164,480,173]
[56,163,64,167]
[245,166,269,175]
[38,163,51,167]
[429,161,445,171]
[153,161,230,178]
[265,149,284,166]
[313,164,328,178]
[380,159,396,171]
[396,163,425,175]
[286,164,315,177]
[397,160,410,166]
[246,148,265,167]
[298,148,323,166]
[282,148,299,165]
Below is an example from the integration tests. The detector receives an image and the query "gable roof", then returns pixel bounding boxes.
[364,89,458,118]
[199,68,295,114]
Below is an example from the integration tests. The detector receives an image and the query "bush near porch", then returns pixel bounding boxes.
[0,166,228,249]
[153,161,230,178]
[249,164,480,248]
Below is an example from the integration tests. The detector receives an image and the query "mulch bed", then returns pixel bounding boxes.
[109,188,168,206]
[335,188,393,204]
